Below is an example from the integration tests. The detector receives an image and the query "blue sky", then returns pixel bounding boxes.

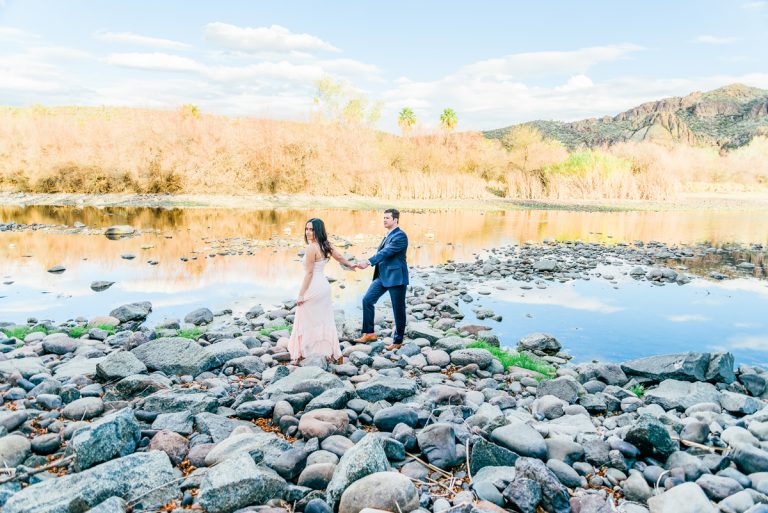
[2,0,767,131]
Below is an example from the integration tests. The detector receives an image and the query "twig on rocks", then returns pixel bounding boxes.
[654,469,669,495]
[673,438,728,453]
[127,476,189,507]
[0,454,75,484]
[465,438,472,483]
[405,452,452,478]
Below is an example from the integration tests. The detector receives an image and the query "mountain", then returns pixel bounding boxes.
[484,84,768,149]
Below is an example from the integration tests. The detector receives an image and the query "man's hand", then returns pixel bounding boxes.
[357,261,370,270]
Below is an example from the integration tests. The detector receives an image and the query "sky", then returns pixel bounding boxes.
[2,0,768,132]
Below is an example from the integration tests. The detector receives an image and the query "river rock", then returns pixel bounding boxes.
[90,281,115,292]
[298,462,336,489]
[518,333,561,355]
[470,438,519,474]
[149,429,188,465]
[263,366,344,396]
[85,497,127,513]
[695,474,744,501]
[356,376,418,402]
[131,337,208,375]
[198,452,288,513]
[63,397,104,420]
[624,414,678,459]
[42,334,79,355]
[0,435,31,467]
[70,408,140,471]
[621,352,717,382]
[338,472,419,513]
[325,435,390,509]
[109,301,152,323]
[417,423,458,470]
[0,411,28,432]
[536,376,584,404]
[184,308,213,325]
[96,351,147,380]
[732,444,768,474]
[720,391,762,415]
[3,451,178,513]
[0,357,47,378]
[490,423,547,460]
[373,405,419,432]
[502,477,541,513]
[204,428,291,468]
[515,457,570,513]
[405,323,444,343]
[299,408,349,440]
[646,482,716,513]
[644,379,720,411]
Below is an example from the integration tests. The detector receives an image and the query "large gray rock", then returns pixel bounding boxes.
[624,414,678,459]
[62,397,104,420]
[621,352,721,382]
[184,308,213,326]
[204,428,291,468]
[720,391,762,415]
[434,337,468,353]
[96,351,147,380]
[706,352,735,383]
[0,357,47,378]
[3,451,178,513]
[450,348,493,369]
[356,376,418,402]
[141,389,218,414]
[0,435,31,467]
[130,337,209,375]
[263,366,344,397]
[198,452,287,513]
[417,423,458,470]
[470,438,519,475]
[54,356,106,379]
[85,497,127,513]
[515,457,570,513]
[732,444,768,474]
[42,334,79,355]
[644,379,720,411]
[70,408,140,471]
[325,435,390,509]
[338,472,419,513]
[491,423,547,460]
[405,322,444,343]
[647,482,716,513]
[200,340,249,370]
[518,333,561,355]
[0,411,28,433]
[536,377,585,404]
[109,302,152,323]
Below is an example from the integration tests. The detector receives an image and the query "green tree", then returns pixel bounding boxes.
[439,108,458,132]
[313,76,381,126]
[398,107,416,136]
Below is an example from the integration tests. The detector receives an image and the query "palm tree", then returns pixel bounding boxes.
[398,107,416,136]
[440,108,458,132]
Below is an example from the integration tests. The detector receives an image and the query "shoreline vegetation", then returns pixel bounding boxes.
[1,104,767,203]
[2,191,768,213]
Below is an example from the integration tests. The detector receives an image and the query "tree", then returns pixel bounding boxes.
[398,107,416,136]
[502,125,567,172]
[313,76,381,126]
[439,108,458,132]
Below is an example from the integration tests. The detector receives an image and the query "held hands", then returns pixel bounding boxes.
[356,261,370,270]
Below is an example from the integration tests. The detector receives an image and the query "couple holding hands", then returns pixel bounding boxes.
[287,208,409,364]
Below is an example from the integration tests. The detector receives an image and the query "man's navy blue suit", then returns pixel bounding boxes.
[363,226,408,342]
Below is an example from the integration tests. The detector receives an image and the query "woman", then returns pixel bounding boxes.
[288,218,355,364]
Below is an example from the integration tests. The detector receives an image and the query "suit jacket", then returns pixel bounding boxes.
[369,227,409,287]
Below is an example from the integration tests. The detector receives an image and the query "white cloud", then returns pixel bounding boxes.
[318,58,381,77]
[727,335,768,351]
[95,30,192,50]
[666,314,710,322]
[204,22,339,54]
[555,74,594,92]
[106,52,204,72]
[695,35,740,44]
[0,26,40,42]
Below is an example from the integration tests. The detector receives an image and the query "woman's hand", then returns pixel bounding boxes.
[297,295,305,306]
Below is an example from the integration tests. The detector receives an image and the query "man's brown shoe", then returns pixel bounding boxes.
[353,333,377,344]
[386,343,402,351]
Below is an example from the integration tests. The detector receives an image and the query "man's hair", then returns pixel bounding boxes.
[384,208,400,221]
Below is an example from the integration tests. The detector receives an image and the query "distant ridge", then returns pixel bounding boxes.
[485,83,768,149]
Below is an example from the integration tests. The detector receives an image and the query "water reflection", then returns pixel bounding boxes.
[0,205,767,366]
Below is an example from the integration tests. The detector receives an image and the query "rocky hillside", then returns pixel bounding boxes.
[486,84,768,149]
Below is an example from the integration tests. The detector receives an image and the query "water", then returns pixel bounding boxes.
[1,205,766,365]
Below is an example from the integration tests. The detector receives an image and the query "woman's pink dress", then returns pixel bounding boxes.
[288,256,341,361]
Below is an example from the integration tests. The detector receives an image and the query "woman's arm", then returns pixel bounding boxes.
[330,244,355,269]
[297,245,316,305]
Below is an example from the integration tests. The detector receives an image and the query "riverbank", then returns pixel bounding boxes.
[1,281,766,513]
[2,191,768,212]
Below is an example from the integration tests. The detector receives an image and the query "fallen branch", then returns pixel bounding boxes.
[405,452,452,478]
[0,454,75,484]
[672,438,728,453]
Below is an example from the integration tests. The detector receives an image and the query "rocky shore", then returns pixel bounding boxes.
[1,272,768,513]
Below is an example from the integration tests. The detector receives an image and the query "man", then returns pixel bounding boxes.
[355,208,408,350]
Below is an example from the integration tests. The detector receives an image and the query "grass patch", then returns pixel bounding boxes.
[259,323,292,336]
[69,326,88,338]
[177,327,203,340]
[94,324,117,336]
[630,384,645,398]
[1,325,49,340]
[468,340,556,378]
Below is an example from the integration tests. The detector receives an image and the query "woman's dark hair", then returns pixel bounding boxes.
[305,218,332,258]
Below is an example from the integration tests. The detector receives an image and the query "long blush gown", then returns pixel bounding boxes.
[288,256,342,361]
